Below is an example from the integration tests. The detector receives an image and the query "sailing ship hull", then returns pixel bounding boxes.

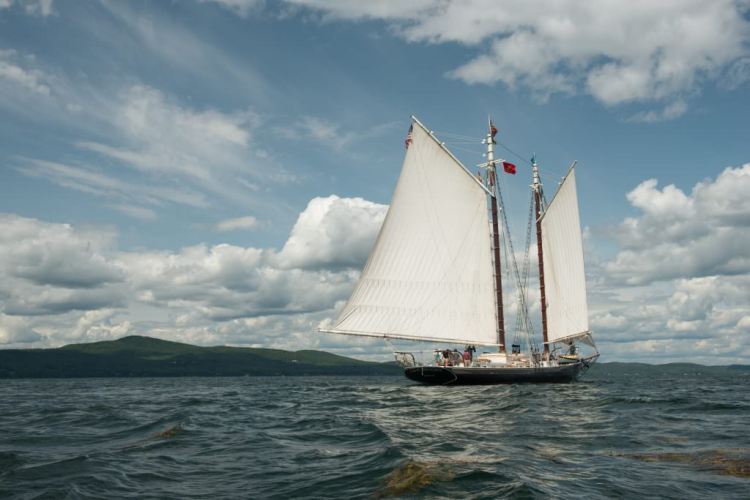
[404,362,585,385]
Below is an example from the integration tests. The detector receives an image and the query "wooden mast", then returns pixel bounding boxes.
[532,160,549,355]
[486,120,506,353]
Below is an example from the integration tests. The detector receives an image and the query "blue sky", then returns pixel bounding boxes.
[0,0,748,363]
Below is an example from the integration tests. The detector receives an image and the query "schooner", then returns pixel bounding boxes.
[320,117,598,384]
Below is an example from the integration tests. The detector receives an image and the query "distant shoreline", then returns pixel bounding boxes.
[1,336,747,379]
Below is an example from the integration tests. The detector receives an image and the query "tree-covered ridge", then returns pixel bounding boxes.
[0,336,401,378]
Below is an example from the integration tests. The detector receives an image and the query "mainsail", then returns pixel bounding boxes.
[539,167,590,344]
[323,118,499,345]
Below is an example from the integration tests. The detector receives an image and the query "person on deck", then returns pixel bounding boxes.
[452,349,461,367]
[462,348,471,367]
[443,349,453,366]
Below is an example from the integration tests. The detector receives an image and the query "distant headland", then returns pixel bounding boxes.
[0,335,401,378]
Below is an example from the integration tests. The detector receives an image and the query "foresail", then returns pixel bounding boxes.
[326,119,498,346]
[540,167,590,343]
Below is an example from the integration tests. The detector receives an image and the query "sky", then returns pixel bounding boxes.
[0,0,748,364]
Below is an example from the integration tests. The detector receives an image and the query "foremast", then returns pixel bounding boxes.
[484,120,506,353]
[532,159,550,355]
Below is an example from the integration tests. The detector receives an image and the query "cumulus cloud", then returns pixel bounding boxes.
[286,0,750,115]
[0,196,386,350]
[4,288,126,317]
[277,195,388,270]
[0,215,126,323]
[0,314,42,344]
[70,309,131,341]
[605,164,750,285]
[1,171,746,363]
[0,214,122,289]
[589,273,750,363]
[584,164,750,364]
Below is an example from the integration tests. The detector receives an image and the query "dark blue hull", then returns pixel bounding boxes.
[404,362,585,385]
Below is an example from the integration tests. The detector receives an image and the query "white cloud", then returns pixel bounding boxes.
[0,314,42,344]
[17,82,293,215]
[590,312,628,332]
[200,0,264,17]
[605,164,750,285]
[590,273,750,363]
[81,85,254,182]
[277,195,388,270]
[0,196,386,352]
[0,214,122,289]
[586,163,750,364]
[721,57,750,90]
[3,286,125,317]
[627,100,688,123]
[99,1,267,98]
[70,309,131,342]
[0,215,126,320]
[216,215,260,232]
[298,116,347,149]
[1,173,747,363]
[0,0,53,16]
[0,50,50,96]
[279,115,399,153]
[110,204,158,221]
[286,0,750,116]
[20,158,210,209]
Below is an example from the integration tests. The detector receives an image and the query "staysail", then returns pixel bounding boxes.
[322,118,499,345]
[540,167,590,344]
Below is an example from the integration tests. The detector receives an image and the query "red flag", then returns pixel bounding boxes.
[404,124,413,149]
[490,121,498,139]
[502,161,516,175]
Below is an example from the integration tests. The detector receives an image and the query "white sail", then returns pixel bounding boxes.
[540,167,590,344]
[323,118,499,346]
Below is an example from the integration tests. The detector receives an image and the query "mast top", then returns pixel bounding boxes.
[532,157,541,192]
[480,117,500,175]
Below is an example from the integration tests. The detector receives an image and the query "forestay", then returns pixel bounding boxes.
[324,118,499,346]
[540,167,590,343]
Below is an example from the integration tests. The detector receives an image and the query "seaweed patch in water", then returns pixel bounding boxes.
[376,460,455,498]
[158,424,183,439]
[626,449,750,478]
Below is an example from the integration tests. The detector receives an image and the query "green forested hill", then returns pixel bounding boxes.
[0,336,401,378]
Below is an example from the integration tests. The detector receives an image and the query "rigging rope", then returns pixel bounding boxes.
[495,182,538,355]
[512,190,536,351]
[437,130,563,209]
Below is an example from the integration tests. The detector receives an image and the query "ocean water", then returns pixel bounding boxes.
[1,366,748,499]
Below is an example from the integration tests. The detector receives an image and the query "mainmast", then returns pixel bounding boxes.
[485,120,506,353]
[532,159,550,354]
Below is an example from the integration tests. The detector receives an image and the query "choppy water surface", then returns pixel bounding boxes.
[1,366,749,499]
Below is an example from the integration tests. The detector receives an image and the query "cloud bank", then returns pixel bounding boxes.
[1,165,748,363]
[0,196,387,357]
[285,0,750,119]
